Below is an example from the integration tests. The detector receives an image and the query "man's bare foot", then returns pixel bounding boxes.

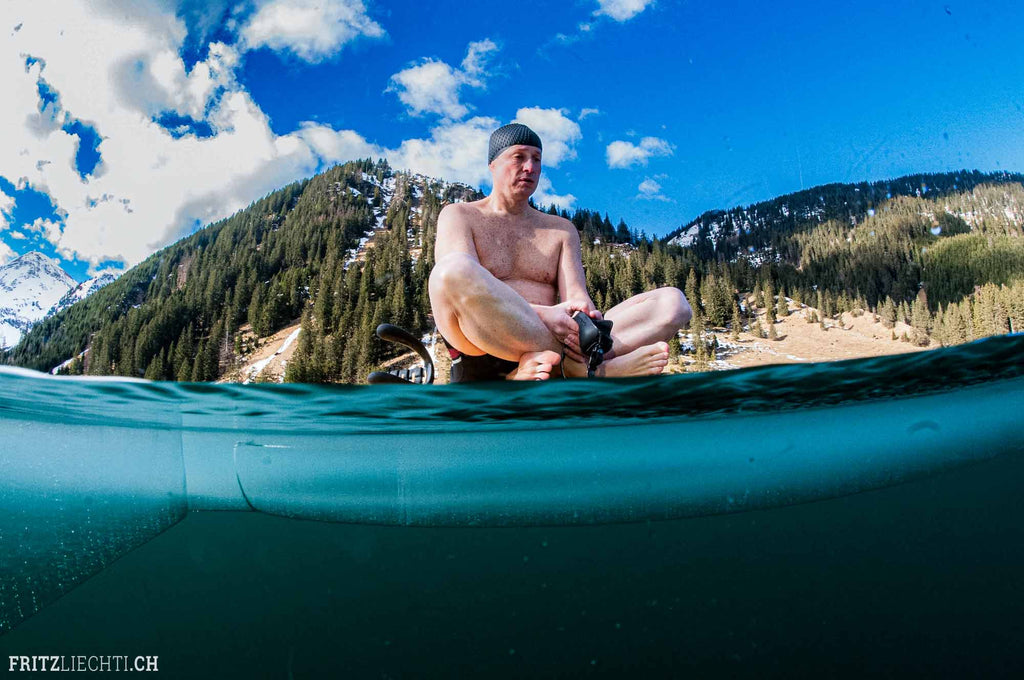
[598,342,670,377]
[508,350,562,381]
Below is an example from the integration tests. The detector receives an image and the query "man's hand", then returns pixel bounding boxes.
[533,301,602,363]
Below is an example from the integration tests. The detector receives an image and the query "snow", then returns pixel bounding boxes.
[50,348,88,375]
[242,327,301,385]
[48,274,116,316]
[0,252,75,348]
[669,224,701,248]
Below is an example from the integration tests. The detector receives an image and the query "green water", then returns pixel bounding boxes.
[1,336,1022,676]
[3,455,1024,677]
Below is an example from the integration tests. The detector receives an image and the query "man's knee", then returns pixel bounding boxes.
[660,287,692,329]
[429,253,482,302]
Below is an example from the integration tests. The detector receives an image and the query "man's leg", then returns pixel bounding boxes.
[603,287,692,354]
[429,253,561,379]
[563,287,691,378]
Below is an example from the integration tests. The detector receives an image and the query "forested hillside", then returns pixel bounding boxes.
[3,163,1021,383]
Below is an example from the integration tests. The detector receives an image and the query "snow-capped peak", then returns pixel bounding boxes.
[1,252,76,349]
[49,273,117,316]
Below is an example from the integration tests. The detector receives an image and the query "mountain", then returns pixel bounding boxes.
[0,252,76,349]
[666,170,1024,263]
[48,274,118,316]
[3,162,1021,382]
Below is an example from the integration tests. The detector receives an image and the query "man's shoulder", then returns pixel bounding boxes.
[437,200,484,233]
[440,199,485,217]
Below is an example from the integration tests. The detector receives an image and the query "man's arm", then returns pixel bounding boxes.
[434,204,478,262]
[556,219,600,317]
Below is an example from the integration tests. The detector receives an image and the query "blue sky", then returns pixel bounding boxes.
[1,0,1022,281]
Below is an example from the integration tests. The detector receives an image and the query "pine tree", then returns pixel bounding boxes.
[776,287,789,318]
[286,310,316,383]
[685,268,699,318]
[701,273,729,328]
[910,296,932,338]
[690,309,707,370]
[879,297,897,328]
[898,300,911,325]
[668,333,681,363]
[144,350,165,381]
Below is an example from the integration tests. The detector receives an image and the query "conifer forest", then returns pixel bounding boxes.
[4,161,1022,383]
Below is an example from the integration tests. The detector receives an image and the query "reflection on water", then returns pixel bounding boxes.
[2,334,1021,435]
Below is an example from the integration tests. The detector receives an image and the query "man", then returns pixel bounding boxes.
[429,122,691,381]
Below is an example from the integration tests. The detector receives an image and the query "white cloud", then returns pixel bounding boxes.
[295,123,384,162]
[0,3,567,273]
[388,39,499,119]
[460,39,499,87]
[25,217,64,244]
[578,108,601,121]
[606,136,674,168]
[637,178,671,202]
[388,60,467,120]
[0,1,338,269]
[594,0,655,22]
[0,188,13,230]
[0,240,15,265]
[533,176,576,211]
[389,116,499,188]
[238,0,385,63]
[513,107,581,167]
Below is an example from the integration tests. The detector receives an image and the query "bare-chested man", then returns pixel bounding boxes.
[429,123,692,381]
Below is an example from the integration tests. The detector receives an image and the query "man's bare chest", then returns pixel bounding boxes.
[473,225,561,284]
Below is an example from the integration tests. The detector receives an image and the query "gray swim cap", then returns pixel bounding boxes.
[488,123,543,164]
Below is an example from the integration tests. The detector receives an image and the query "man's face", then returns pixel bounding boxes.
[490,144,542,197]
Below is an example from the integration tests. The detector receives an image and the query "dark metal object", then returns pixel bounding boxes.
[366,324,435,385]
[572,312,614,378]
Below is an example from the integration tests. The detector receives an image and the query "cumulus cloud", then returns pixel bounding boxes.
[578,108,601,121]
[387,39,499,119]
[237,0,385,62]
[0,240,15,265]
[0,1,342,269]
[388,60,467,119]
[513,107,582,167]
[113,40,240,121]
[533,176,576,211]
[25,217,66,245]
[637,178,671,201]
[0,3,569,273]
[460,39,499,87]
[606,136,674,168]
[0,189,13,230]
[389,116,499,188]
[594,0,655,22]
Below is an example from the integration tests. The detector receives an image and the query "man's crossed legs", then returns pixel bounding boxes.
[429,253,692,380]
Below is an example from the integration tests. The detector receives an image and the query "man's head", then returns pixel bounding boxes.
[488,123,543,164]
[488,123,543,198]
